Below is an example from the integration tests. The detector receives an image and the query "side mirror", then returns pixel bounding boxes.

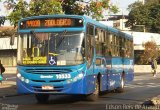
[10,34,15,45]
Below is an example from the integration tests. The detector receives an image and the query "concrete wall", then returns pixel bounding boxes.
[134,65,160,73]
[4,66,17,74]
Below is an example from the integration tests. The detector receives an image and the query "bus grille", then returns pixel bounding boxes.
[25,68,72,74]
[30,79,65,83]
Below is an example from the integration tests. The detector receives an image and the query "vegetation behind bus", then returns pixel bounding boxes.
[1,0,118,27]
[126,0,160,33]
[135,41,160,65]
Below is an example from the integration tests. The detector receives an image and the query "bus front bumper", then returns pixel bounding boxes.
[16,77,93,95]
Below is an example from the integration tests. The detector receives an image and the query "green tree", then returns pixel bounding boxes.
[29,0,62,16]
[126,0,160,33]
[7,0,29,27]
[140,41,160,64]
[5,0,63,27]
[62,0,118,20]
[2,0,118,27]
[145,0,160,4]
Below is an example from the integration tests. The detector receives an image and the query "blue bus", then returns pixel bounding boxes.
[16,14,134,103]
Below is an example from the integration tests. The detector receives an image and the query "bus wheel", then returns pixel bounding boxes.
[86,80,99,101]
[35,94,49,103]
[116,76,125,93]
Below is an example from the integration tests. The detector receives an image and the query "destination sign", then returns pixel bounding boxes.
[23,57,47,65]
[20,18,83,29]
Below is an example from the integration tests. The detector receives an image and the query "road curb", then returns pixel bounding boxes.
[0,94,29,99]
[142,96,160,106]
[0,94,20,99]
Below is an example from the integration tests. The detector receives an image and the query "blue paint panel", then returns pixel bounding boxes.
[17,78,33,94]
[123,58,134,83]
[100,74,108,91]
[112,58,123,74]
[84,75,97,94]
[103,57,134,90]
[107,57,122,89]
[17,73,97,95]
[18,28,84,33]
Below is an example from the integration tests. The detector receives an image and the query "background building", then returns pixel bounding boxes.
[0,26,17,66]
[124,31,160,64]
[101,15,130,31]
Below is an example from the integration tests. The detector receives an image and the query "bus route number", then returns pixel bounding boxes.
[26,20,40,27]
[56,74,71,79]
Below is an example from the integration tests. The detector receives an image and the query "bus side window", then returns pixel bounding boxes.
[120,37,125,57]
[105,32,111,57]
[126,39,130,58]
[109,33,113,56]
[96,28,101,55]
[130,40,134,57]
[101,59,106,67]
[96,58,105,68]
[116,36,120,56]
[124,39,128,57]
[96,58,101,66]
[86,24,94,68]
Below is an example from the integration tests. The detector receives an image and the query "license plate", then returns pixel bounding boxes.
[42,85,54,90]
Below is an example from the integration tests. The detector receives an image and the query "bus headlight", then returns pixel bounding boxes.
[25,79,30,83]
[21,77,25,82]
[78,73,83,78]
[17,73,29,83]
[67,72,84,84]
[17,73,21,78]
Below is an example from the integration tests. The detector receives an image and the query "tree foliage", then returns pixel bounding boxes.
[3,0,63,27]
[62,0,118,20]
[29,0,62,16]
[1,0,118,27]
[7,0,29,27]
[140,41,160,64]
[126,0,160,33]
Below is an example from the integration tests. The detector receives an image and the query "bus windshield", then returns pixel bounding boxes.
[18,32,85,66]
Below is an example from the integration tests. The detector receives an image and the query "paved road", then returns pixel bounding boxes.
[1,73,160,110]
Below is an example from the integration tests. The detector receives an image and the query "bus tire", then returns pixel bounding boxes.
[116,75,125,93]
[86,79,99,101]
[35,94,49,103]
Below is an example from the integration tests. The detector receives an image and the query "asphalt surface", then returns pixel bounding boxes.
[1,73,160,110]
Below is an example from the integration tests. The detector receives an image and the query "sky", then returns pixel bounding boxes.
[0,0,139,25]
[110,0,138,15]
